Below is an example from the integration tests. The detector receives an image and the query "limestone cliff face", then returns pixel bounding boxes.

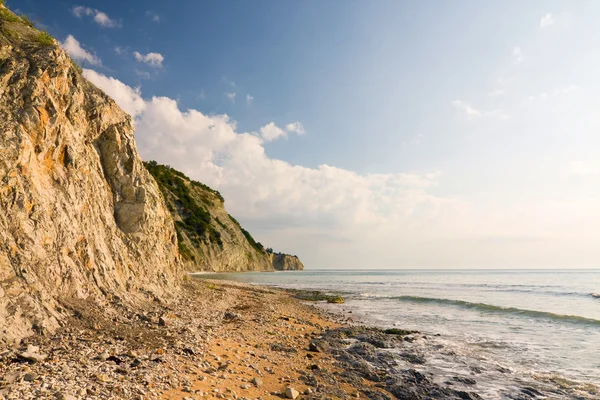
[270,253,305,271]
[145,162,273,272]
[0,8,181,343]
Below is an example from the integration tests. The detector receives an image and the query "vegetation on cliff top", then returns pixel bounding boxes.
[0,5,55,47]
[227,213,264,253]
[143,161,265,260]
[144,161,223,257]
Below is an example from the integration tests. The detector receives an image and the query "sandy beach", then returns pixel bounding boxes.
[0,279,394,399]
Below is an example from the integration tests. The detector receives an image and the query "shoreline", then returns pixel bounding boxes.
[0,279,597,400]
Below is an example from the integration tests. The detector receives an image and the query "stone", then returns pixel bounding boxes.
[3,372,21,384]
[18,348,47,363]
[23,373,37,382]
[251,377,263,387]
[54,393,77,400]
[285,387,299,399]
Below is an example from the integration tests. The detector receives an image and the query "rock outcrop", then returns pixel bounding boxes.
[0,7,181,343]
[145,162,273,272]
[270,253,304,271]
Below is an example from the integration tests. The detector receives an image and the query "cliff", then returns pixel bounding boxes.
[270,253,305,271]
[0,7,181,343]
[144,162,274,272]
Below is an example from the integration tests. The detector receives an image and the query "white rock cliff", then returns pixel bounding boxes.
[0,10,181,343]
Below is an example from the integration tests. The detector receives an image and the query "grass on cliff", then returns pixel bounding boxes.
[144,161,223,254]
[0,7,20,23]
[19,14,34,27]
[35,30,53,46]
[227,213,264,253]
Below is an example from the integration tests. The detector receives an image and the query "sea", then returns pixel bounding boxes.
[195,269,600,398]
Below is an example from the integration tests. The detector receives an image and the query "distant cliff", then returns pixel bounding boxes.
[0,6,181,343]
[270,253,305,271]
[144,162,273,272]
[144,162,305,272]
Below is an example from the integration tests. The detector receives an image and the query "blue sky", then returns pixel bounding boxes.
[12,0,600,268]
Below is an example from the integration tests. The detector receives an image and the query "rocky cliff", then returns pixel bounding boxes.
[144,162,274,272]
[0,7,181,343]
[270,253,305,271]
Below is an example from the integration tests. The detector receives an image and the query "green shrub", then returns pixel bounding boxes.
[35,30,54,46]
[0,7,20,22]
[20,14,34,27]
[144,161,223,249]
[228,214,264,253]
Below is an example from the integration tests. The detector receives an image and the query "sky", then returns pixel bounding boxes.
[12,0,600,269]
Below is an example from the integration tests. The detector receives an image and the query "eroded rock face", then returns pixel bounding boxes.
[0,10,181,343]
[145,163,273,272]
[270,253,304,271]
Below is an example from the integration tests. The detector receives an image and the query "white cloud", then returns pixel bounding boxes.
[452,100,507,119]
[135,69,152,80]
[224,92,236,102]
[133,51,164,67]
[246,94,254,104]
[72,6,93,17]
[260,122,286,141]
[540,13,555,28]
[83,69,145,117]
[451,100,482,118]
[114,46,124,55]
[60,35,101,65]
[285,122,305,134]
[146,11,160,22]
[72,6,118,28]
[222,76,236,87]
[512,47,523,65]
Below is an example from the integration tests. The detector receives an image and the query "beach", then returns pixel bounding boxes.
[1,275,598,400]
[0,279,388,399]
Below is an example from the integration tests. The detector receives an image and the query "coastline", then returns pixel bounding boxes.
[1,278,597,400]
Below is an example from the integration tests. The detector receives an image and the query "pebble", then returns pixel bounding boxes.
[23,372,37,382]
[285,387,299,399]
[251,377,263,387]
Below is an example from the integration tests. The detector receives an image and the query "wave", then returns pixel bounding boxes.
[354,281,588,298]
[383,295,600,326]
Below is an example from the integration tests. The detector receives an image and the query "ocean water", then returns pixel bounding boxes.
[196,269,600,398]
